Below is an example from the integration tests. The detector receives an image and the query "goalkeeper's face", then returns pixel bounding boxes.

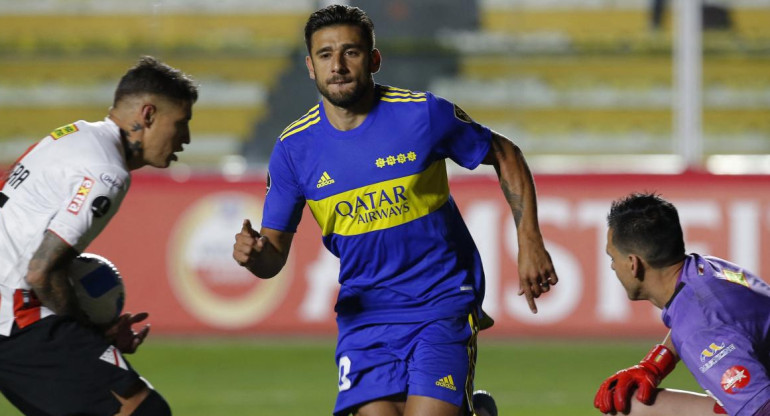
[305,24,381,109]
[606,228,642,300]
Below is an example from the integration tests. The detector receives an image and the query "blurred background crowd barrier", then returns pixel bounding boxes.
[2,0,768,172]
[87,172,770,339]
[2,0,769,337]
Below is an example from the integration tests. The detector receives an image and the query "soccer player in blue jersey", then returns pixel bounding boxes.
[233,5,557,416]
[594,193,770,416]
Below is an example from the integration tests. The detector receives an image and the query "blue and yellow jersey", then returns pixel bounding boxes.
[263,85,492,329]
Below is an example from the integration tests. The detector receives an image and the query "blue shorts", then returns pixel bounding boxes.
[333,313,479,416]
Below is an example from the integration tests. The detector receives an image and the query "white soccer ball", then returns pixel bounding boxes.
[68,253,125,325]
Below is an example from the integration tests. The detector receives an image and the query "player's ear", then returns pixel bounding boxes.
[305,56,316,80]
[370,48,382,74]
[630,254,645,280]
[141,104,156,127]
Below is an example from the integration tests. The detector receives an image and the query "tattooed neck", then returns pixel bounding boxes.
[120,126,143,162]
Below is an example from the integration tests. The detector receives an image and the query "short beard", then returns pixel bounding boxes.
[317,78,372,109]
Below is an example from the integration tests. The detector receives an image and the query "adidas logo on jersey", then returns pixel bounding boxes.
[435,375,457,391]
[317,171,335,188]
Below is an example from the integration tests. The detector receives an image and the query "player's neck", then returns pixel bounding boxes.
[322,87,376,131]
[649,261,685,309]
[108,113,146,171]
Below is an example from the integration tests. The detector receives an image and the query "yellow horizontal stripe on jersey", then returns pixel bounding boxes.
[281,105,320,136]
[380,97,427,103]
[382,89,425,97]
[382,91,426,98]
[280,116,320,141]
[307,160,449,236]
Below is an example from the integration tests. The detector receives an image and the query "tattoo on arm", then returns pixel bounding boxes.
[490,133,525,226]
[27,232,79,316]
[501,178,523,226]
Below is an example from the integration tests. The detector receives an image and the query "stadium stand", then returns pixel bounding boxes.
[0,0,313,168]
[0,0,768,169]
[430,0,770,164]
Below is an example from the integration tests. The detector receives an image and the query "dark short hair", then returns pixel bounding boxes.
[113,56,198,106]
[607,192,686,268]
[304,4,375,53]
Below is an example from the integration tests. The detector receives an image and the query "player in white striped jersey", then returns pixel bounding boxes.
[0,56,197,415]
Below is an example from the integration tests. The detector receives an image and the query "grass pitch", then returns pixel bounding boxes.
[0,338,702,415]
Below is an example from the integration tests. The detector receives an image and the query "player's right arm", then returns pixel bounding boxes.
[594,330,679,413]
[233,220,294,279]
[25,230,84,319]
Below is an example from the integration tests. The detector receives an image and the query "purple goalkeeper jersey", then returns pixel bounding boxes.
[662,254,770,416]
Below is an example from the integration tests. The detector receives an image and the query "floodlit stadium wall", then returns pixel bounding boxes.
[87,172,770,339]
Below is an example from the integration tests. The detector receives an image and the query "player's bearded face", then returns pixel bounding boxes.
[307,26,378,109]
[315,65,372,108]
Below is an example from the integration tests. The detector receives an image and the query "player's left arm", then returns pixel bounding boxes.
[25,230,84,320]
[480,131,558,314]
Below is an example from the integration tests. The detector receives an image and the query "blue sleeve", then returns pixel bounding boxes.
[428,92,492,170]
[262,139,305,232]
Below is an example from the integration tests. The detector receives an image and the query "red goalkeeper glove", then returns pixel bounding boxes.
[594,344,677,414]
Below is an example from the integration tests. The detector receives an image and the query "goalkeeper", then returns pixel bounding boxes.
[595,193,770,416]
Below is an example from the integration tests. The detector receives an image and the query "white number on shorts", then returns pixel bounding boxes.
[338,355,352,391]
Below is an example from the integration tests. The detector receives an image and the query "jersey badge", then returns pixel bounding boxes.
[453,104,474,124]
[719,269,749,287]
[435,375,457,391]
[721,365,750,394]
[50,123,79,140]
[67,177,94,214]
[316,171,335,188]
[91,196,112,218]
